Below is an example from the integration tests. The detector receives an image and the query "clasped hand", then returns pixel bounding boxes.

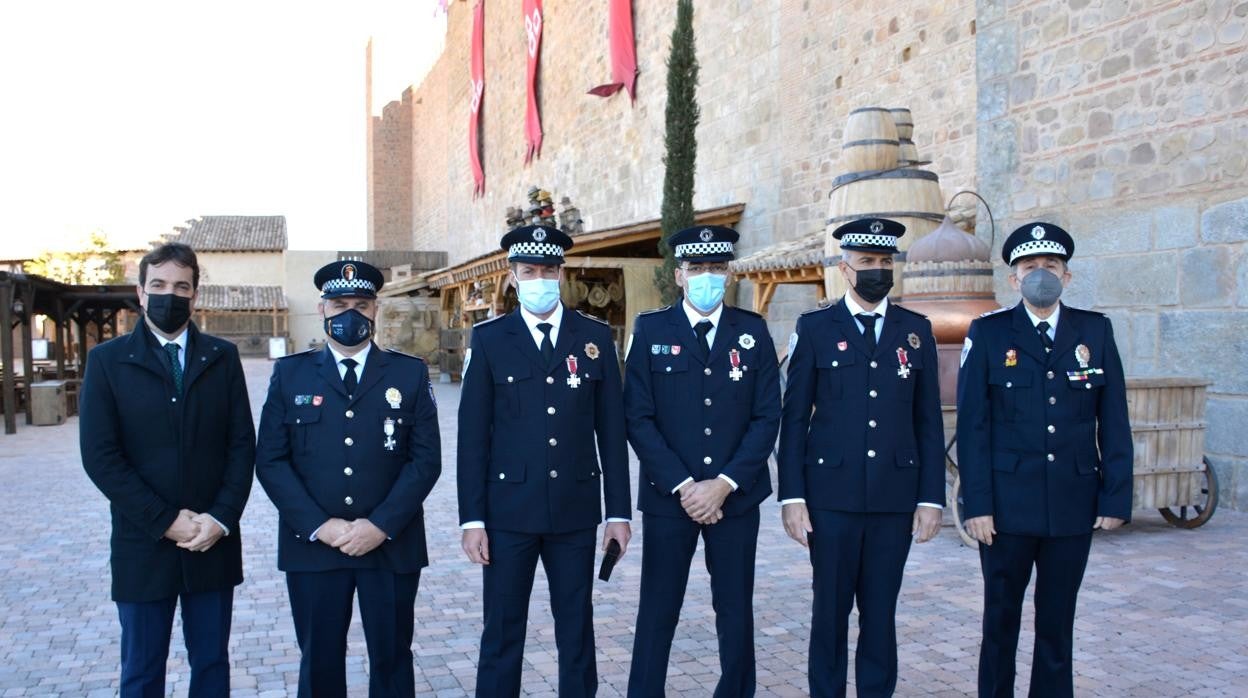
[164,509,224,552]
[680,479,731,524]
[318,518,387,557]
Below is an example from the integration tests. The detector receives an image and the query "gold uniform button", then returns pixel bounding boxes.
[869,390,878,398]
[344,497,354,505]
[344,467,353,476]
[867,449,877,458]
[546,376,555,384]
[547,406,556,415]
[703,456,712,465]
[345,410,354,418]
[548,438,558,446]
[1047,453,1055,462]
[704,398,712,406]
[344,437,354,446]
[549,470,558,479]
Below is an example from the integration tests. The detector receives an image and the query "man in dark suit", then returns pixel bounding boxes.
[624,225,781,698]
[255,259,441,698]
[778,218,945,698]
[457,225,632,697]
[81,242,255,698]
[957,222,1132,698]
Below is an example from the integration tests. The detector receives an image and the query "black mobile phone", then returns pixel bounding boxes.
[598,539,622,581]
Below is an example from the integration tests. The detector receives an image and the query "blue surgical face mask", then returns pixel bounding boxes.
[516,277,561,314]
[684,272,727,313]
[324,307,374,347]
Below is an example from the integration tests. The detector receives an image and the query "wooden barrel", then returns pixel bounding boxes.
[898,138,919,165]
[889,107,914,140]
[1125,377,1211,509]
[842,107,899,172]
[823,168,945,301]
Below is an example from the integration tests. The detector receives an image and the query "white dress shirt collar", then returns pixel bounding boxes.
[1023,303,1061,338]
[681,299,724,329]
[520,302,564,349]
[327,341,372,378]
[844,294,889,320]
[152,327,189,369]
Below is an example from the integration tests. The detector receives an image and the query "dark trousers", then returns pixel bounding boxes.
[286,568,421,698]
[978,531,1093,698]
[627,509,760,698]
[476,527,597,698]
[807,510,913,698]
[116,588,233,698]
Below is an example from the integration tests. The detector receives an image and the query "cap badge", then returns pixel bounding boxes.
[869,220,884,234]
[385,387,402,409]
[738,333,756,350]
[1031,225,1046,240]
[699,228,714,242]
[342,263,357,281]
[533,228,547,242]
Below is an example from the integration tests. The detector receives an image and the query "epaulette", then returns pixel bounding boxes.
[979,306,1011,318]
[386,348,427,362]
[731,306,764,320]
[277,347,319,361]
[473,314,507,328]
[576,309,609,325]
[889,303,928,319]
[1066,306,1105,317]
[800,304,835,316]
[637,305,672,317]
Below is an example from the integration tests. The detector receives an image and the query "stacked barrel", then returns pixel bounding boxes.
[823,106,945,300]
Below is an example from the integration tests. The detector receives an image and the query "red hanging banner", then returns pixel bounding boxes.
[587,0,637,101]
[468,1,486,196]
[523,0,544,163]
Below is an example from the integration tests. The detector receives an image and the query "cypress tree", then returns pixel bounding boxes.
[655,0,700,304]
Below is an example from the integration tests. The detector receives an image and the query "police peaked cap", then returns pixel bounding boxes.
[315,259,385,299]
[832,218,906,253]
[501,225,574,266]
[670,225,740,263]
[1002,222,1075,265]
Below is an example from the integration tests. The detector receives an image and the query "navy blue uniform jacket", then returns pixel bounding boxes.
[255,345,441,572]
[956,303,1133,537]
[778,299,945,512]
[456,308,631,533]
[80,323,256,603]
[625,304,781,517]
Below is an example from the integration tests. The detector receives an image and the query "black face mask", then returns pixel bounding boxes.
[145,293,192,334]
[324,308,374,347]
[849,267,894,304]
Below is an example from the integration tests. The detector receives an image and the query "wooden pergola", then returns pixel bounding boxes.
[1,271,138,435]
[729,230,828,315]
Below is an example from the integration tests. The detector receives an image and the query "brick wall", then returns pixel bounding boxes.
[976,0,1248,509]
[368,91,413,250]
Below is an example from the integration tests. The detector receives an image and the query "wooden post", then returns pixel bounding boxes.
[55,297,66,376]
[76,317,88,372]
[18,282,34,424]
[1,280,16,435]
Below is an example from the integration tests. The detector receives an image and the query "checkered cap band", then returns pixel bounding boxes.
[1008,239,1068,264]
[508,241,566,259]
[321,277,378,293]
[674,241,734,258]
[840,233,898,248]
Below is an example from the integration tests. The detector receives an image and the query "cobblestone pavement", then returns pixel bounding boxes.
[1,358,1246,696]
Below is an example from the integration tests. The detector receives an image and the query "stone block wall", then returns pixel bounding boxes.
[976,0,1248,510]
[368,90,413,250]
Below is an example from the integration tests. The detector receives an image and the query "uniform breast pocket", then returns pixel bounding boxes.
[816,351,854,399]
[650,354,689,402]
[493,362,532,416]
[577,364,604,407]
[988,368,1032,421]
[284,407,322,454]
[1067,371,1106,418]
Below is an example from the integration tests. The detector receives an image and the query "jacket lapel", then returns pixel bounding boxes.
[119,323,179,386]
[181,325,225,392]
[1048,305,1079,367]
[352,344,390,404]
[505,310,548,374]
[706,307,739,366]
[664,304,705,365]
[549,307,577,373]
[317,347,349,399]
[875,309,904,359]
[1011,302,1049,364]
[832,298,871,358]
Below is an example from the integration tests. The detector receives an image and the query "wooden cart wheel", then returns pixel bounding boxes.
[1159,457,1219,529]
[944,438,978,549]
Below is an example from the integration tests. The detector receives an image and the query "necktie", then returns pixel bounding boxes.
[341,357,358,396]
[537,323,554,364]
[163,342,183,394]
[856,313,878,355]
[1036,321,1054,352]
[695,320,713,356]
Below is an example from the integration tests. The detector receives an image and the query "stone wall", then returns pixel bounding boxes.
[368,91,413,251]
[976,0,1248,509]
[378,0,978,341]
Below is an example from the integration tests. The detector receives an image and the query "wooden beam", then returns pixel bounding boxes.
[55,297,66,376]
[758,282,779,316]
[19,282,34,424]
[1,281,16,435]
[76,318,88,372]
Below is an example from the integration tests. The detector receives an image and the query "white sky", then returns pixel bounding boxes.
[0,0,446,258]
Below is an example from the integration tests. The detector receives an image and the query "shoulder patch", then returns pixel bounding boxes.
[386,348,426,363]
[1067,306,1105,317]
[890,303,928,319]
[473,314,507,328]
[576,309,609,325]
[731,306,764,320]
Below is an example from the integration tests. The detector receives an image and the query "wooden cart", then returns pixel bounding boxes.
[947,377,1219,547]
